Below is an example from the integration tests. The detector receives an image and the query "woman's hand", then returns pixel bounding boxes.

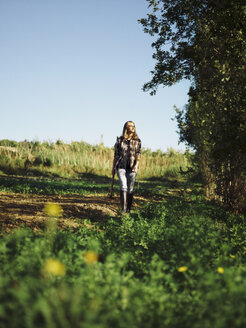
[132,165,138,173]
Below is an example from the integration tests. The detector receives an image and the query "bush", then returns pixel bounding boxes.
[33,156,43,166]
[0,139,18,147]
[43,158,52,167]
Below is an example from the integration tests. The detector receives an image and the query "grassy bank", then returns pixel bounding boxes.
[0,139,191,179]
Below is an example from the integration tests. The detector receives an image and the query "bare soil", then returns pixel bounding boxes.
[0,192,150,233]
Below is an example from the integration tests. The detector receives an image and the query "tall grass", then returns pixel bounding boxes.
[0,139,191,179]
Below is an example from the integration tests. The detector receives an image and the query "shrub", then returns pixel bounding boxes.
[33,156,43,166]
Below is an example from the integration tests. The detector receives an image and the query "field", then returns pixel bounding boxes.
[0,141,246,327]
[0,139,190,179]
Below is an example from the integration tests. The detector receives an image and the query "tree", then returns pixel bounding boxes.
[140,0,246,213]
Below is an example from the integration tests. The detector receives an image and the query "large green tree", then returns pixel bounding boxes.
[140,0,246,213]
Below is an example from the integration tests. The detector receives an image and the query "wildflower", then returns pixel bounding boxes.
[44,203,63,217]
[178,266,188,272]
[84,251,99,264]
[217,267,224,274]
[44,258,66,276]
[230,254,235,259]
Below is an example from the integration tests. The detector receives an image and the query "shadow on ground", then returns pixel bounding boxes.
[0,173,222,234]
[0,193,121,233]
[0,174,114,195]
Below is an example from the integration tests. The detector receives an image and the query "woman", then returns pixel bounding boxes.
[112,121,141,213]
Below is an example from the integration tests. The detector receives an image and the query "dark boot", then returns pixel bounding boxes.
[127,193,134,213]
[120,191,127,212]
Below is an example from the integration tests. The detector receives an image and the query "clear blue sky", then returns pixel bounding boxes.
[0,0,190,151]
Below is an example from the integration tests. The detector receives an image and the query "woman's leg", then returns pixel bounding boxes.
[117,169,127,212]
[126,169,137,212]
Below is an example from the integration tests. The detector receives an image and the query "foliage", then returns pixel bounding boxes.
[140,0,246,213]
[0,187,246,327]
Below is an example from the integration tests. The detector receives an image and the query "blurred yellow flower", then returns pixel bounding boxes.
[44,258,66,276]
[217,267,224,274]
[44,203,62,217]
[84,251,99,264]
[230,254,235,259]
[178,266,188,272]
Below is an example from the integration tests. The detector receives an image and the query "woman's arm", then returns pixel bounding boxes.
[132,157,140,173]
[132,139,141,173]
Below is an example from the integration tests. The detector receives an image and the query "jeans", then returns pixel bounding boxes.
[117,168,137,194]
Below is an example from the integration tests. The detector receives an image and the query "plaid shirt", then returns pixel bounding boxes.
[114,136,141,169]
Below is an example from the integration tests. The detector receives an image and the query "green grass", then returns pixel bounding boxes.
[1,173,246,327]
[0,175,112,196]
[0,172,194,198]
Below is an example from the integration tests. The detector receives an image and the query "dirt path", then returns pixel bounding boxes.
[0,192,150,233]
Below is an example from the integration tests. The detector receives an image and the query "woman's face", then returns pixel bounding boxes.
[126,122,135,135]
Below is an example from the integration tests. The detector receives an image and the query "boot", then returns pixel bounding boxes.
[120,191,127,212]
[127,193,134,213]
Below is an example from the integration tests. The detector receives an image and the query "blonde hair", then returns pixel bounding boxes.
[122,121,139,140]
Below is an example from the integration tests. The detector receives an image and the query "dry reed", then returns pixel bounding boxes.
[0,140,190,179]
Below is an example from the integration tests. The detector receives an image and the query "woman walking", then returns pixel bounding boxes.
[112,121,141,213]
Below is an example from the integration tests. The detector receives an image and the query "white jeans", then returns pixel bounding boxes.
[117,168,137,194]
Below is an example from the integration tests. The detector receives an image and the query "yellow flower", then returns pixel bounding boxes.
[230,254,235,259]
[44,203,62,217]
[84,251,99,264]
[44,259,66,276]
[217,267,224,274]
[178,266,188,272]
